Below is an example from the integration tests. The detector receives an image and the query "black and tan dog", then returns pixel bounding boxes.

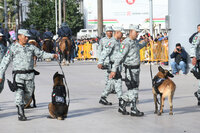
[48,72,68,120]
[152,66,176,115]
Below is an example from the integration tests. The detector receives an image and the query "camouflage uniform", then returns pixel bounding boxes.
[112,27,147,116]
[98,36,115,96]
[98,37,123,102]
[190,32,200,105]
[0,42,54,106]
[0,41,7,93]
[113,37,147,102]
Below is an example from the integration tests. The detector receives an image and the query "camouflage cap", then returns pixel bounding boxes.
[105,26,113,32]
[18,29,31,37]
[129,25,141,32]
[112,26,123,32]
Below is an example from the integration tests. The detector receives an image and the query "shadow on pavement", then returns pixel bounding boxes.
[68,106,116,118]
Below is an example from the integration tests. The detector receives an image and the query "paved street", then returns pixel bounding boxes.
[0,61,199,133]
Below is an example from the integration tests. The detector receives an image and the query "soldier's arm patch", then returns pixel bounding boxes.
[193,36,198,44]
[105,42,111,48]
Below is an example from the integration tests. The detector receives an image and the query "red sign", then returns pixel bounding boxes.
[126,0,135,5]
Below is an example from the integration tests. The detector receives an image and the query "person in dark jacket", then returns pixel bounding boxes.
[170,43,187,75]
[43,28,53,40]
[29,24,40,43]
[57,22,72,38]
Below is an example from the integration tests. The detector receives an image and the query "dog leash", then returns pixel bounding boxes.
[55,40,70,106]
[150,62,153,85]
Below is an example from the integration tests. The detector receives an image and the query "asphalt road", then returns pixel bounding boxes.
[0,61,199,133]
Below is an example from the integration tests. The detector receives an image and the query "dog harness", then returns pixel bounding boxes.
[52,85,66,104]
[152,76,166,94]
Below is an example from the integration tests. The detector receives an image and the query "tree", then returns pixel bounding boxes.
[0,0,16,28]
[22,0,56,33]
[22,0,84,36]
[65,0,84,36]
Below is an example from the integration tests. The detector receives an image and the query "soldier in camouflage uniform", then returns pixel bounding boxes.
[190,25,200,106]
[97,27,123,105]
[0,33,7,93]
[110,25,148,116]
[0,29,58,121]
[98,26,116,104]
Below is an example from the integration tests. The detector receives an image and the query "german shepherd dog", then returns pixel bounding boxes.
[48,72,68,120]
[152,66,176,115]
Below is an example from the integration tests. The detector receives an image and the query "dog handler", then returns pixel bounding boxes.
[98,26,117,105]
[110,25,148,116]
[0,32,7,94]
[0,29,58,121]
[191,28,200,106]
[97,27,123,105]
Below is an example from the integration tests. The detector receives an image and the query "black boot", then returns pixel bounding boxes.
[16,105,27,121]
[194,91,200,106]
[130,100,144,117]
[118,98,129,115]
[99,96,112,105]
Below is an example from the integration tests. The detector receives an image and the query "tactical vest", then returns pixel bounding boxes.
[152,76,166,94]
[52,85,66,104]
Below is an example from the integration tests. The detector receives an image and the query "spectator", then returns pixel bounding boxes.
[163,32,168,40]
[170,43,187,75]
[154,34,160,42]
[158,33,164,41]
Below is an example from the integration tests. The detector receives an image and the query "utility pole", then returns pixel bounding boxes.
[4,0,8,29]
[149,0,153,36]
[58,0,62,28]
[55,0,58,33]
[97,0,103,38]
[63,0,66,22]
[14,0,18,33]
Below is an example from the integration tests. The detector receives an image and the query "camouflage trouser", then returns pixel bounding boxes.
[101,71,115,95]
[15,75,35,106]
[122,68,140,102]
[0,74,5,93]
[101,72,122,99]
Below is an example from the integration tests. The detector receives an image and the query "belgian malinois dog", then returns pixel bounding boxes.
[152,66,176,115]
[48,72,68,120]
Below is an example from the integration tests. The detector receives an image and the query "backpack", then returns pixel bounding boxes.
[52,85,66,104]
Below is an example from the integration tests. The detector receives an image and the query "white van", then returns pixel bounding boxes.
[77,29,98,39]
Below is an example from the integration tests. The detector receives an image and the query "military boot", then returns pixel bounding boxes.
[16,105,27,121]
[194,91,200,106]
[130,100,144,117]
[118,98,129,115]
[99,96,112,105]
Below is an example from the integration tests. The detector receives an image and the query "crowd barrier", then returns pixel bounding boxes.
[140,40,168,62]
[76,40,168,62]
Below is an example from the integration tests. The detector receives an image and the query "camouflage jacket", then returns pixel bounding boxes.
[0,43,7,63]
[112,37,147,72]
[0,42,54,79]
[97,36,112,65]
[190,32,200,60]
[98,37,121,67]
